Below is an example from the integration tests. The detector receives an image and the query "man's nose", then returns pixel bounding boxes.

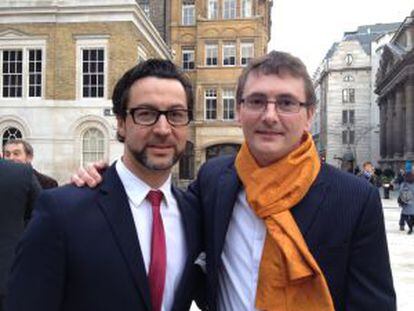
[152,115,172,135]
[262,102,280,123]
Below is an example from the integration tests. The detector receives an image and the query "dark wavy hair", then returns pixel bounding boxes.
[112,59,193,142]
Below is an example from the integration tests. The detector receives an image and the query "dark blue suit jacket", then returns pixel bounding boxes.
[6,164,204,311]
[189,155,396,311]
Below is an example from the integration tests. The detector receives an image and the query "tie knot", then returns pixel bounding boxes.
[147,190,163,208]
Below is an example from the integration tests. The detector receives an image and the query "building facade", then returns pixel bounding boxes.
[170,0,272,183]
[0,0,170,183]
[375,11,414,172]
[313,23,400,172]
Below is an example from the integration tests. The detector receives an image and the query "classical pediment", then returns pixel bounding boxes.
[0,29,31,40]
[376,43,404,86]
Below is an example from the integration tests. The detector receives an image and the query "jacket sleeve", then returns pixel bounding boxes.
[24,173,42,225]
[6,192,66,311]
[346,187,396,310]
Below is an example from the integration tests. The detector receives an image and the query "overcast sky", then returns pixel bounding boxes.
[269,0,413,75]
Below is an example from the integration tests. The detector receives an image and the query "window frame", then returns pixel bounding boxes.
[241,0,252,18]
[205,88,217,120]
[182,1,195,25]
[222,42,236,66]
[240,42,254,66]
[182,48,195,71]
[81,127,105,167]
[222,89,235,120]
[342,88,355,103]
[205,44,218,66]
[76,36,108,100]
[208,0,218,19]
[223,0,237,19]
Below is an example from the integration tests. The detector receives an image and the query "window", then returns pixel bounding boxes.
[241,0,252,17]
[82,48,105,98]
[345,53,353,65]
[82,128,105,167]
[343,75,354,82]
[205,44,218,66]
[342,130,355,145]
[182,48,195,70]
[140,1,150,17]
[342,88,355,103]
[223,89,235,120]
[2,50,22,97]
[223,0,236,19]
[205,89,217,120]
[182,0,195,25]
[241,42,254,66]
[342,110,355,125]
[223,43,236,66]
[28,49,42,97]
[208,0,218,19]
[2,127,22,147]
[179,141,194,179]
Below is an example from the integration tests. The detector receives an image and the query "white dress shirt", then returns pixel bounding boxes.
[218,189,267,311]
[116,160,187,311]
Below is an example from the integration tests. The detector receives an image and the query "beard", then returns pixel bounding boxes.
[128,145,183,171]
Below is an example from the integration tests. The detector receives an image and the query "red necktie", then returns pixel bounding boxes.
[147,190,166,311]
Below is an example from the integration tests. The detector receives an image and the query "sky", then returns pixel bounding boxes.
[269,0,413,75]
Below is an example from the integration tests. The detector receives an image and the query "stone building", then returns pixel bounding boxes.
[313,22,400,172]
[375,11,414,171]
[0,0,170,183]
[170,0,272,183]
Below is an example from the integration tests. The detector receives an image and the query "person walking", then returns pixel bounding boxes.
[398,172,414,234]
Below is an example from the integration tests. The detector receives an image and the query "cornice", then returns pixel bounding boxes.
[376,63,414,98]
[0,3,171,59]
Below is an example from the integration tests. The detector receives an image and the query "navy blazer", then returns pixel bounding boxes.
[6,164,204,311]
[188,155,396,311]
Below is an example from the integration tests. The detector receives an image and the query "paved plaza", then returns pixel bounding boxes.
[382,191,414,311]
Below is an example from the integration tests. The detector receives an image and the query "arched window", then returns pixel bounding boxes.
[82,128,104,167]
[2,127,22,147]
[343,75,354,82]
[206,143,240,161]
[179,141,194,179]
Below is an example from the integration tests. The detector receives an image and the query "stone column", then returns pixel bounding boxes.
[405,78,414,158]
[395,86,404,157]
[386,94,394,159]
[379,98,387,159]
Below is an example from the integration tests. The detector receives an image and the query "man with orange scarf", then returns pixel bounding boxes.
[188,51,395,311]
[70,51,396,311]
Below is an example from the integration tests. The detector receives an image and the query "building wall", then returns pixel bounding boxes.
[0,1,170,183]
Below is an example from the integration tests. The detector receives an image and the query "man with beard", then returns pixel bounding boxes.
[6,59,204,311]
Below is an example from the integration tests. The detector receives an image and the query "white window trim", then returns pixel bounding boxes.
[223,0,237,19]
[205,44,218,67]
[75,36,109,100]
[222,89,235,120]
[240,42,254,66]
[222,43,236,67]
[0,37,46,100]
[208,0,218,19]
[204,89,217,120]
[182,48,195,70]
[182,4,195,25]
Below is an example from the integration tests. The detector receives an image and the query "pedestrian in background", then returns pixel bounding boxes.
[398,172,414,234]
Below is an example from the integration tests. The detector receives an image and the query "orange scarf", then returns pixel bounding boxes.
[235,132,334,311]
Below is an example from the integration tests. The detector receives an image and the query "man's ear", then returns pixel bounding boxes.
[117,116,126,138]
[305,106,316,131]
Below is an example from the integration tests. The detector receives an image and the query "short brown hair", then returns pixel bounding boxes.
[236,50,316,108]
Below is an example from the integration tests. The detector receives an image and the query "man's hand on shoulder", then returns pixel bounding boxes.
[70,160,108,188]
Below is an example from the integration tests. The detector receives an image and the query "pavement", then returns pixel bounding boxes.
[191,189,413,311]
[381,190,414,311]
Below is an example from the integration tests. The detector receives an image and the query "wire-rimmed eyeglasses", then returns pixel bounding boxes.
[240,94,309,114]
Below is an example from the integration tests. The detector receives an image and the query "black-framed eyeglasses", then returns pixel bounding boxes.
[240,94,309,114]
[126,107,190,126]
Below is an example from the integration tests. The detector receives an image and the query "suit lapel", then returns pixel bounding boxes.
[171,186,196,308]
[213,163,241,265]
[292,164,329,237]
[97,165,151,310]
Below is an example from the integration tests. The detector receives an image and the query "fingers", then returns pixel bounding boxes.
[70,173,86,187]
[85,163,103,186]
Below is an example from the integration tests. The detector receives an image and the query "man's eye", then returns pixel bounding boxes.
[169,110,185,118]
[279,99,295,107]
[136,110,155,118]
[249,98,265,105]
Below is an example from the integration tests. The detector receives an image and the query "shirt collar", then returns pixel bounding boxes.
[115,159,174,208]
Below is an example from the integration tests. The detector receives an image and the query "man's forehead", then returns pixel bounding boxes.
[5,143,24,151]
